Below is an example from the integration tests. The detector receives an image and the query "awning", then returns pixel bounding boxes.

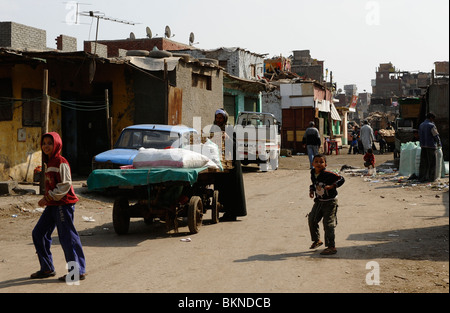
[127,56,181,71]
[224,72,277,93]
[315,99,330,112]
[330,102,342,121]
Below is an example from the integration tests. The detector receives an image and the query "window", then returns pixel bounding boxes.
[219,60,228,69]
[22,89,42,127]
[0,78,13,121]
[250,64,256,78]
[192,73,212,90]
[115,129,180,149]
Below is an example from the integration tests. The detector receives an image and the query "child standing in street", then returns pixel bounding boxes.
[308,154,345,255]
[30,132,86,282]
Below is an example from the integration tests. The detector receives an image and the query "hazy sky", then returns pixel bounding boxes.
[1,0,449,93]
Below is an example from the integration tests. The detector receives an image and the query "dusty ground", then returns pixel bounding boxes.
[0,149,448,294]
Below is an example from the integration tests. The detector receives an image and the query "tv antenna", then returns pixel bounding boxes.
[79,10,138,55]
[165,25,174,38]
[79,10,139,83]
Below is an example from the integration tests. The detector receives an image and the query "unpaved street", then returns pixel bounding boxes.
[0,152,448,294]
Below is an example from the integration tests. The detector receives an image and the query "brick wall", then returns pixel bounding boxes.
[0,22,47,50]
[84,38,193,57]
[56,34,77,52]
[84,41,108,58]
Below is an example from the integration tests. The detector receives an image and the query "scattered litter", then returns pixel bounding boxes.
[11,214,17,218]
[180,237,192,242]
[33,208,44,213]
[388,234,399,237]
[82,216,95,222]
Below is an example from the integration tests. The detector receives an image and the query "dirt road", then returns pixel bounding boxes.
[0,152,448,294]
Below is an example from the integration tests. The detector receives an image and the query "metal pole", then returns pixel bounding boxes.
[94,16,99,55]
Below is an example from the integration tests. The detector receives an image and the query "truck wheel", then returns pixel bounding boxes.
[113,197,130,235]
[188,196,203,234]
[211,190,219,224]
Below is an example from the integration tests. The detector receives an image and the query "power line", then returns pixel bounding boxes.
[0,96,107,112]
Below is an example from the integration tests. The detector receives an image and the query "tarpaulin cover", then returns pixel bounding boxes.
[128,56,181,71]
[87,167,207,191]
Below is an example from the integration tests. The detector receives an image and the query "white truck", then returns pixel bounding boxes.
[235,111,281,171]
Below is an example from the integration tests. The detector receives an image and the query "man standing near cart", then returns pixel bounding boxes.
[418,112,442,182]
[208,109,247,221]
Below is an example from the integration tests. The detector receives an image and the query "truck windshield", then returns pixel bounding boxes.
[239,114,273,127]
[115,129,180,149]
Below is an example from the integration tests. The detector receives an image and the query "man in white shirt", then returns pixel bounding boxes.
[360,120,375,154]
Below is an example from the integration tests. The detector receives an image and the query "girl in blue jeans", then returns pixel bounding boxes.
[30,132,86,282]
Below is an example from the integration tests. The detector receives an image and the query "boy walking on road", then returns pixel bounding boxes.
[307,154,345,255]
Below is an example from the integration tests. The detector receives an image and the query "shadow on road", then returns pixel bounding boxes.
[233,224,449,263]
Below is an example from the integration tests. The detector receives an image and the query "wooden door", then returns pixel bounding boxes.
[168,86,182,125]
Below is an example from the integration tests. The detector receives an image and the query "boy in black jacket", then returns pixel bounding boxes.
[308,154,345,255]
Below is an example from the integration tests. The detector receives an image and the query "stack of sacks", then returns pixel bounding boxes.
[133,144,221,170]
[183,139,223,171]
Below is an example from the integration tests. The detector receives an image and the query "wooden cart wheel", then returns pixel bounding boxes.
[188,196,203,234]
[211,190,219,224]
[113,197,130,235]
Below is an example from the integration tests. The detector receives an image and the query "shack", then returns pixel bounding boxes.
[280,80,337,154]
[0,48,224,179]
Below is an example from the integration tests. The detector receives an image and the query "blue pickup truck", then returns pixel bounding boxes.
[92,124,197,170]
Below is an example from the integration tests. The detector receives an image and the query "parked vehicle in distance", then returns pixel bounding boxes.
[234,111,281,171]
[92,124,197,170]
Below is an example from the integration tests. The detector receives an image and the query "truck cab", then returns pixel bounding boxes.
[235,111,281,171]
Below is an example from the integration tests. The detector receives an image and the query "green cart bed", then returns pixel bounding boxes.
[87,167,208,191]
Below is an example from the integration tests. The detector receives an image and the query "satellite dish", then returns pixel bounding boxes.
[165,25,171,38]
[146,26,152,39]
[189,32,195,45]
[129,32,136,40]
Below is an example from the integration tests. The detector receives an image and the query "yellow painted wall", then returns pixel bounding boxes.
[0,63,61,182]
[92,63,135,143]
[1,60,136,181]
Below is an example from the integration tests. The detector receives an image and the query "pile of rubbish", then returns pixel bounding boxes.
[340,160,449,191]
